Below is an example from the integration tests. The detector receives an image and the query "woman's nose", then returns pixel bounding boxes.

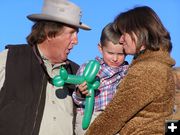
[119,35,125,45]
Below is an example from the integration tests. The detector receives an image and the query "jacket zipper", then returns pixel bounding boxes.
[31,75,46,135]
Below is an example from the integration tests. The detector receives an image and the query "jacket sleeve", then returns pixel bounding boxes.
[0,49,8,91]
[85,63,166,135]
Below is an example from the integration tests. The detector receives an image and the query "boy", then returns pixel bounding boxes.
[72,23,128,135]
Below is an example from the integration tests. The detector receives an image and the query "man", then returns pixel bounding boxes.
[0,0,90,135]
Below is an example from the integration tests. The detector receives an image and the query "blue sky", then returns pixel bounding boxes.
[0,0,179,67]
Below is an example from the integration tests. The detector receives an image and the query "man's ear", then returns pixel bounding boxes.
[98,43,103,54]
[46,34,54,41]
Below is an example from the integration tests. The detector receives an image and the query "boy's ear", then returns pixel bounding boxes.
[98,43,103,54]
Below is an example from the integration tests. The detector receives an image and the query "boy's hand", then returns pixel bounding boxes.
[77,82,89,96]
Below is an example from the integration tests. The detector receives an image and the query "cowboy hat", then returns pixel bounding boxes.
[27,0,91,30]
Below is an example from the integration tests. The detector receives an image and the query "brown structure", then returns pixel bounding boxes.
[172,67,180,119]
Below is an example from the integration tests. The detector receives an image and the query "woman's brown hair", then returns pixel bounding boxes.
[113,6,172,53]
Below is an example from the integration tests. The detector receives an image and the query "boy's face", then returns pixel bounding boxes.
[98,41,125,68]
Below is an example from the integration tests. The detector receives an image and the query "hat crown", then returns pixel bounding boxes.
[42,0,82,24]
[27,0,91,30]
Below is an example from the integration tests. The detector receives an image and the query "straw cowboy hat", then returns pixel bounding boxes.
[27,0,91,30]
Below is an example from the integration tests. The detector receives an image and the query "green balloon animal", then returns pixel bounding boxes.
[52,60,100,130]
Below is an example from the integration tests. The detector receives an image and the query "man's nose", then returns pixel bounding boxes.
[72,33,78,45]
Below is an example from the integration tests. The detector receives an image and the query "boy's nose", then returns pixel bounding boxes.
[112,55,118,62]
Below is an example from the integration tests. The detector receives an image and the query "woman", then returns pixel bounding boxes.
[85,6,175,135]
[172,67,180,120]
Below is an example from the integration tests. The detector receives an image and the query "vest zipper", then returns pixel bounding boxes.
[31,75,46,135]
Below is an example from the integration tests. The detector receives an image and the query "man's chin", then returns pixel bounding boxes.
[63,56,68,61]
[55,56,68,64]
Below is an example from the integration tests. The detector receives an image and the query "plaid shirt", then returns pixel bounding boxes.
[72,56,129,114]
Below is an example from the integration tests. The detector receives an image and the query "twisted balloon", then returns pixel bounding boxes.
[52,60,100,129]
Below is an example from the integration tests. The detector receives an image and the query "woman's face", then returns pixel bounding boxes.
[119,33,137,55]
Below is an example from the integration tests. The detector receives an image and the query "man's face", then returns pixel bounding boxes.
[46,26,78,64]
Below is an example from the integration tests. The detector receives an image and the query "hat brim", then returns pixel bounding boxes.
[27,14,91,30]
